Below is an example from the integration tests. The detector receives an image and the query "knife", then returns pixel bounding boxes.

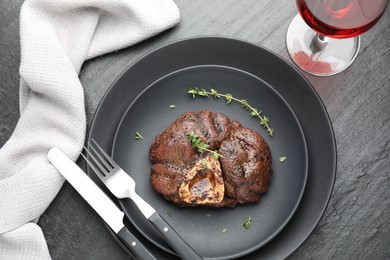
[48,147,157,260]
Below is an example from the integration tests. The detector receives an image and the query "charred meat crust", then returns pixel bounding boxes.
[149,110,272,207]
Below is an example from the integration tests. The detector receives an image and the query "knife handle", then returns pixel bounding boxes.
[117,227,157,260]
[149,212,203,260]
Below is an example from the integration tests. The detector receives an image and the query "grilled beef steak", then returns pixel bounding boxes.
[149,110,272,207]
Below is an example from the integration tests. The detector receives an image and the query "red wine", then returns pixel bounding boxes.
[297,0,388,38]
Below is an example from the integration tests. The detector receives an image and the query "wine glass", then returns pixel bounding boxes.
[286,0,389,76]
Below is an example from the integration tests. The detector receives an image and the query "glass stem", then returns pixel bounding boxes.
[310,33,329,55]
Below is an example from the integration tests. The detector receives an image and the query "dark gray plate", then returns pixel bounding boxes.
[112,65,308,259]
[88,36,336,260]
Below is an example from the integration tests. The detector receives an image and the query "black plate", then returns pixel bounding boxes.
[112,65,308,259]
[88,37,336,260]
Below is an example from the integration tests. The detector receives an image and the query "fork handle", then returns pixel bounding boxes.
[149,212,203,260]
[117,227,157,260]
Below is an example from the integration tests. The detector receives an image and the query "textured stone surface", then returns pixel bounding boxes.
[0,0,389,259]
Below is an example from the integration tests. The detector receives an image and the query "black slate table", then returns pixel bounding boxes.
[1,1,389,259]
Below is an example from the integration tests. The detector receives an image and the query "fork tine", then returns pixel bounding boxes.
[91,138,117,166]
[88,142,113,171]
[80,151,105,178]
[83,146,109,177]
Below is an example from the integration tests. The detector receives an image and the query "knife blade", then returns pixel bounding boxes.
[48,147,156,260]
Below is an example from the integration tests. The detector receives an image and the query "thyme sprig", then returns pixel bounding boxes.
[187,131,222,159]
[188,87,273,136]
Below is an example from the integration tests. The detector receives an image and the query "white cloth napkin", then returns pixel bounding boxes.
[0,0,179,258]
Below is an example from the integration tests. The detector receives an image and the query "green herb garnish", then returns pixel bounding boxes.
[169,104,176,109]
[135,131,144,140]
[279,156,287,162]
[243,216,252,229]
[187,131,223,159]
[222,228,228,233]
[188,87,273,136]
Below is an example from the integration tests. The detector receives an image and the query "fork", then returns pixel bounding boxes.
[82,139,203,260]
